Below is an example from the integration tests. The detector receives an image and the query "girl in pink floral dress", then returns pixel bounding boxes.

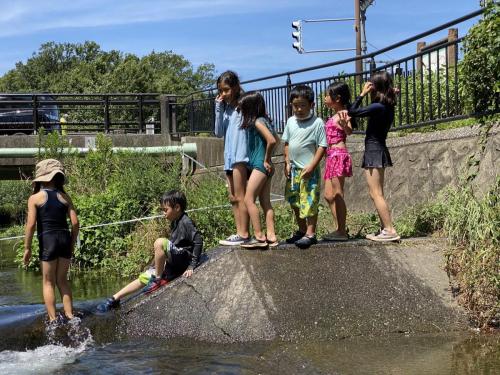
[322,82,354,241]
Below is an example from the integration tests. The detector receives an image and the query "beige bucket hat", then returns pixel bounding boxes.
[33,159,66,183]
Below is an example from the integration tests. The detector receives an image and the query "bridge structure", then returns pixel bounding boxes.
[0,7,497,179]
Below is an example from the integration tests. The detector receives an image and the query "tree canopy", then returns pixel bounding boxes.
[0,41,215,95]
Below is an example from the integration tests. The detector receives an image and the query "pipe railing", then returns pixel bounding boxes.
[0,8,495,136]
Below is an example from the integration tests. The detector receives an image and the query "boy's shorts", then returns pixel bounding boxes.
[285,165,321,219]
[138,238,191,284]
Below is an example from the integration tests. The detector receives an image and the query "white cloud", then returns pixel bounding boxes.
[0,0,312,37]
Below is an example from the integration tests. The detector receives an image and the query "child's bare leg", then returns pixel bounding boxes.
[292,206,307,233]
[306,214,318,237]
[42,260,58,321]
[154,238,167,278]
[258,177,276,242]
[324,179,338,230]
[365,168,395,233]
[113,279,144,301]
[226,174,242,235]
[55,257,73,319]
[331,177,347,235]
[232,163,249,238]
[244,170,268,241]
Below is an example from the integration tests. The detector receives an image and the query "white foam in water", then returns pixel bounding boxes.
[0,317,94,375]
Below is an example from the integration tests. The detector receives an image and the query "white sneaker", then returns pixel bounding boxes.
[368,229,400,242]
[219,234,250,246]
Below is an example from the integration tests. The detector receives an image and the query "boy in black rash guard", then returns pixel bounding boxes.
[97,190,203,312]
[341,71,400,242]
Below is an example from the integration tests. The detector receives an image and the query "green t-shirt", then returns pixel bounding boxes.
[282,115,327,168]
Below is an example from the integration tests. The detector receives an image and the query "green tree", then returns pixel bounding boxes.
[461,1,500,113]
[0,41,215,95]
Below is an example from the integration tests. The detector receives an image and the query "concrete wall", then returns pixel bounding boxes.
[122,239,468,343]
[184,124,499,215]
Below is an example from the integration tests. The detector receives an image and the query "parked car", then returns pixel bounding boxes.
[0,94,60,135]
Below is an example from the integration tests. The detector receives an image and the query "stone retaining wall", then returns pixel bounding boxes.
[184,124,499,214]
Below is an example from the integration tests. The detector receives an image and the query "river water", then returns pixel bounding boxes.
[0,239,498,374]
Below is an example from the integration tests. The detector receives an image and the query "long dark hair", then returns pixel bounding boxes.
[327,82,357,129]
[327,81,352,109]
[238,91,271,129]
[33,172,66,194]
[370,71,397,107]
[216,70,242,103]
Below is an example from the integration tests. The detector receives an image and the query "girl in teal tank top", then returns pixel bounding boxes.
[238,92,279,249]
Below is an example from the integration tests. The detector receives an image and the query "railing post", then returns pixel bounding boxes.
[416,42,426,70]
[447,28,458,66]
[286,74,292,118]
[160,95,169,134]
[160,95,177,134]
[103,95,110,133]
[171,97,177,133]
[189,95,194,132]
[138,95,144,133]
[32,95,39,134]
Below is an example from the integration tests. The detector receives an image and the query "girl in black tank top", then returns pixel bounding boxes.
[23,159,80,322]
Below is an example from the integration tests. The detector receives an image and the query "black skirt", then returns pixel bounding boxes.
[362,142,393,169]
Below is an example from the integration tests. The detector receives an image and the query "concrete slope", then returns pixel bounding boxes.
[121,239,468,343]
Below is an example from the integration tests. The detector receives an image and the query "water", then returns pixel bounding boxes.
[0,239,499,374]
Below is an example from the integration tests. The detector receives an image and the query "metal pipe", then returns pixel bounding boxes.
[0,143,197,158]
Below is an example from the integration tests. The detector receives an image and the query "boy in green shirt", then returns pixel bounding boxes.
[282,85,327,248]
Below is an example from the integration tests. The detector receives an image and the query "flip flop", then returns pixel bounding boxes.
[266,239,280,247]
[241,238,268,249]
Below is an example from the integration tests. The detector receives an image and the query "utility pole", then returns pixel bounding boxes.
[354,0,362,82]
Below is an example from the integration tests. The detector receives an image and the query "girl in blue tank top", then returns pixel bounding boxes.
[238,91,279,249]
[23,159,80,323]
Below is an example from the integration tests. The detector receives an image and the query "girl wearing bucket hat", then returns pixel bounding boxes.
[23,159,80,322]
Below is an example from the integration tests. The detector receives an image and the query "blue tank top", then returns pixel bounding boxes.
[36,189,69,236]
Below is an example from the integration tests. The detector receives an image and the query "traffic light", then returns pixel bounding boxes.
[292,20,303,54]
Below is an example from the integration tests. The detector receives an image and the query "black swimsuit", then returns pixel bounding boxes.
[349,96,395,168]
[37,189,71,261]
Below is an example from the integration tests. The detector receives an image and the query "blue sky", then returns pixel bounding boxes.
[0,0,482,90]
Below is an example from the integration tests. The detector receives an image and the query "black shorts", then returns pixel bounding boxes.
[38,231,72,262]
[362,142,393,169]
[225,165,251,180]
[164,251,191,280]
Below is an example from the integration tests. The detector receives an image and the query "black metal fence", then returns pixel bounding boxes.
[0,93,163,135]
[175,7,496,134]
[0,8,495,136]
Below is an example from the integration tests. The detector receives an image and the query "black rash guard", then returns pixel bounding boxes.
[170,212,203,270]
[348,95,395,148]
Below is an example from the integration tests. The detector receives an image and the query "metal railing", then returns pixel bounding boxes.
[176,7,497,134]
[0,93,164,135]
[0,8,496,136]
